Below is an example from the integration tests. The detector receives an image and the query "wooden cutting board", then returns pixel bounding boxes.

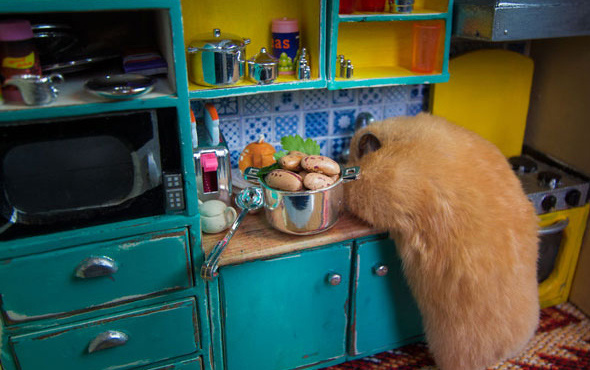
[432,49,534,158]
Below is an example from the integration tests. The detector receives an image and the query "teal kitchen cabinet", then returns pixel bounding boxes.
[207,233,423,370]
[219,242,352,370]
[350,236,423,357]
[0,1,209,369]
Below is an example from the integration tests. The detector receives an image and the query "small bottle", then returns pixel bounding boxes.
[0,20,42,102]
[272,18,299,75]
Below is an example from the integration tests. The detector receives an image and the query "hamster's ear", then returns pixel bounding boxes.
[357,132,381,159]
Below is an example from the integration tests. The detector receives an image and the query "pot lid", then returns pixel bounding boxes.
[248,47,277,66]
[188,28,250,52]
[199,199,229,217]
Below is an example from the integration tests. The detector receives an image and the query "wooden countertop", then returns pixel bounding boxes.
[201,211,385,267]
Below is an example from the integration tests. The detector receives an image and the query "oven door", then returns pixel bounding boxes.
[538,204,590,308]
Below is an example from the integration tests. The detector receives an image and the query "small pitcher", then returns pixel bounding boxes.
[3,73,64,106]
[199,199,237,234]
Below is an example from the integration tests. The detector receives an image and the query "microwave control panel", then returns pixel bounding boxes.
[164,173,185,212]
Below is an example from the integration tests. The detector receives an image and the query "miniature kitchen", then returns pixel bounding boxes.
[0,1,589,370]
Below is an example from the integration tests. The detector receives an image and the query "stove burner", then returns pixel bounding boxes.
[538,171,562,189]
[509,156,538,173]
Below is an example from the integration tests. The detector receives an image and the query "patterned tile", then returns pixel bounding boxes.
[230,150,241,169]
[273,91,301,112]
[407,102,426,116]
[302,89,330,110]
[332,108,356,136]
[274,114,301,141]
[357,105,383,121]
[358,87,383,105]
[219,117,242,149]
[304,111,329,138]
[210,96,239,116]
[331,89,356,106]
[409,84,429,101]
[383,85,408,103]
[242,94,272,116]
[317,138,330,157]
[243,116,273,143]
[190,100,204,119]
[331,136,352,163]
[384,103,407,118]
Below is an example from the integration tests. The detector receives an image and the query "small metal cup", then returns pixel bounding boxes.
[389,0,414,13]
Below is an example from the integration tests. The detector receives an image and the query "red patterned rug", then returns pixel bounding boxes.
[324,303,590,370]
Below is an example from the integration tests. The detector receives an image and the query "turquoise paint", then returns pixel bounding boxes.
[10,299,199,370]
[188,80,327,99]
[351,237,423,356]
[0,228,192,323]
[220,244,352,370]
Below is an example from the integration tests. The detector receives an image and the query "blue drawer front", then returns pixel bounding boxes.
[10,299,199,370]
[0,228,192,323]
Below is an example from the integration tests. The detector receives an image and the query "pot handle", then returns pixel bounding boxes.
[243,167,261,183]
[341,166,361,183]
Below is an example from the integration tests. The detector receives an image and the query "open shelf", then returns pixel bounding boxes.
[0,6,180,118]
[181,0,326,99]
[327,0,452,88]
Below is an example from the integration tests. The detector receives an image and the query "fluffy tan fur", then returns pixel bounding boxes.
[345,113,539,370]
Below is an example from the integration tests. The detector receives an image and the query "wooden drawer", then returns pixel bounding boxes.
[10,298,199,370]
[0,228,192,324]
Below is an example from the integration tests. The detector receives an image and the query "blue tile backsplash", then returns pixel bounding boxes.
[191,85,429,167]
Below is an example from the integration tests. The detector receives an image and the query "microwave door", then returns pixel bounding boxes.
[0,135,138,226]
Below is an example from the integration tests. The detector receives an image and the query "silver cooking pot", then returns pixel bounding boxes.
[244,166,361,235]
[187,28,250,87]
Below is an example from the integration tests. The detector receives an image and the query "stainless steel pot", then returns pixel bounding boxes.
[244,166,361,235]
[247,47,278,84]
[187,28,250,87]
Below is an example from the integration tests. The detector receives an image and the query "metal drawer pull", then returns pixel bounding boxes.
[327,273,342,286]
[539,218,569,236]
[88,330,128,353]
[373,264,389,277]
[76,256,118,278]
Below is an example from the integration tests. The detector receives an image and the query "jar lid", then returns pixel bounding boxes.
[188,28,249,52]
[272,18,298,33]
[0,19,34,41]
[248,47,278,66]
[199,199,229,217]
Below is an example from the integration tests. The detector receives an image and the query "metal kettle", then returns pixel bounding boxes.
[4,73,64,105]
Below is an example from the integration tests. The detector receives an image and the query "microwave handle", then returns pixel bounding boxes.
[147,152,161,188]
[538,218,569,236]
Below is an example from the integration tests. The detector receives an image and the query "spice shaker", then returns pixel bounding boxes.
[0,20,42,102]
[272,18,299,75]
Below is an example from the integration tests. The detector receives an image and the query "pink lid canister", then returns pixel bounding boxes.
[0,19,42,102]
[272,18,298,33]
[0,19,35,41]
[272,18,299,75]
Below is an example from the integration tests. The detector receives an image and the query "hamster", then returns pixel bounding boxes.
[345,113,539,370]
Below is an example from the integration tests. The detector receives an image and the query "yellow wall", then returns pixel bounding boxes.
[524,35,590,314]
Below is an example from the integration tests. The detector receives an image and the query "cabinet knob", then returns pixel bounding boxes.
[88,330,128,353]
[75,256,118,278]
[327,273,342,286]
[373,265,389,277]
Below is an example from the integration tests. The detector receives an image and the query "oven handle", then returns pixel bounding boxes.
[538,218,569,236]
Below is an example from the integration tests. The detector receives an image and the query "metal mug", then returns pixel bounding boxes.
[245,166,361,235]
[389,0,414,13]
[3,73,64,106]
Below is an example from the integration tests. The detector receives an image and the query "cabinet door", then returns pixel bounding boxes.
[351,237,423,356]
[220,243,351,370]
